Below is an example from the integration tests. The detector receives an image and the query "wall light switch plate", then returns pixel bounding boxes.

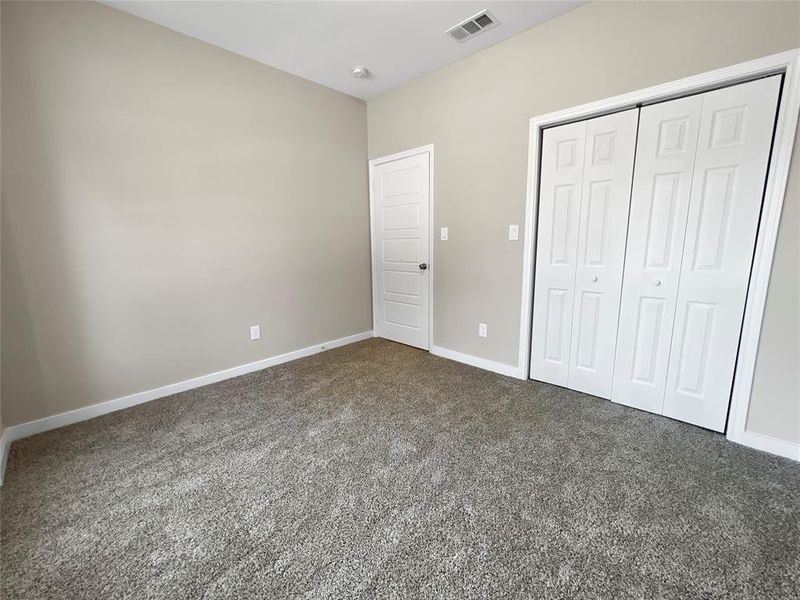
[508,224,519,241]
[250,325,261,341]
[440,226,449,241]
[479,323,488,338]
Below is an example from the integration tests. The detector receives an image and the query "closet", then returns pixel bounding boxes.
[529,75,781,432]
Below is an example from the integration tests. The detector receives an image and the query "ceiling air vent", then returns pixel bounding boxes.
[446,10,500,43]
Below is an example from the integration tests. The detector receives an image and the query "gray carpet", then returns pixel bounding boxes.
[2,338,799,599]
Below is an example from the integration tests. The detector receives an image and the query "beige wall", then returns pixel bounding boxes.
[1,1,371,426]
[747,126,800,443]
[367,1,800,443]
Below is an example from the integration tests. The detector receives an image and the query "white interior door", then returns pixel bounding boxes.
[612,95,703,413]
[530,119,587,387]
[663,76,781,432]
[372,151,430,350]
[567,109,639,398]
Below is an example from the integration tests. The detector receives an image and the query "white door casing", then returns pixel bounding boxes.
[567,109,639,398]
[612,94,703,413]
[371,150,431,350]
[529,119,586,387]
[530,109,638,397]
[662,76,781,432]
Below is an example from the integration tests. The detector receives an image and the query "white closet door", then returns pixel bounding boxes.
[530,120,586,387]
[612,95,703,412]
[567,109,639,398]
[663,76,781,432]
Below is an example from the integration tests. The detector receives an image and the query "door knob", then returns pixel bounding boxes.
[591,276,598,283]
[653,279,662,287]
[419,263,428,270]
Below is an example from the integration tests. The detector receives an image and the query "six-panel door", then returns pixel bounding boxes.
[373,152,430,350]
[530,110,638,398]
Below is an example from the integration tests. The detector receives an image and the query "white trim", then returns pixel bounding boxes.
[726,55,800,444]
[369,144,435,351]
[0,430,10,486]
[369,144,435,168]
[728,430,800,462]
[431,345,519,378]
[519,49,800,460]
[0,330,372,484]
[517,116,541,381]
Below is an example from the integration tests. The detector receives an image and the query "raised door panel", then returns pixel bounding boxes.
[373,152,430,349]
[663,76,781,432]
[612,95,703,413]
[568,109,639,399]
[530,121,586,387]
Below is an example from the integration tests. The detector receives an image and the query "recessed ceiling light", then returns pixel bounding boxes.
[351,66,370,79]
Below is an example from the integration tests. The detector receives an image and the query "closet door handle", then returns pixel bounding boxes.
[591,276,598,283]
[653,279,662,287]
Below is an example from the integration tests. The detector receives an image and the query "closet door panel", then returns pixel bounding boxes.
[530,121,586,387]
[567,109,639,399]
[612,95,703,413]
[663,76,781,432]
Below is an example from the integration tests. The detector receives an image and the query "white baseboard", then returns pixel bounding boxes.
[728,429,800,462]
[5,330,793,485]
[430,345,524,379]
[0,330,373,485]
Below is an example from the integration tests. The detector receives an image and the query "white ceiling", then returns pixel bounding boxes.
[104,1,586,99]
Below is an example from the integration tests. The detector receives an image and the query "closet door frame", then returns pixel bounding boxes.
[518,49,800,461]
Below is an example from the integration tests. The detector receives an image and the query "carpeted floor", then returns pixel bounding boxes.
[1,338,799,599]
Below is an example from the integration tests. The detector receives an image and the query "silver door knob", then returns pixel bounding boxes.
[653,279,662,287]
[591,276,598,283]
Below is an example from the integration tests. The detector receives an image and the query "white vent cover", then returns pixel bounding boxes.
[446,10,500,43]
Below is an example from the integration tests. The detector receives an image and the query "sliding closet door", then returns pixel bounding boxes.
[530,120,586,387]
[663,76,781,432]
[567,110,639,398]
[531,109,637,395]
[612,96,703,412]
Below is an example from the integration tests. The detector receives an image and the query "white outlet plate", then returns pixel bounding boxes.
[479,323,488,338]
[250,325,261,341]
[508,224,519,241]
[440,226,449,241]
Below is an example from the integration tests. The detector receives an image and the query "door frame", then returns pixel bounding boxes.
[368,144,435,351]
[518,49,800,460]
